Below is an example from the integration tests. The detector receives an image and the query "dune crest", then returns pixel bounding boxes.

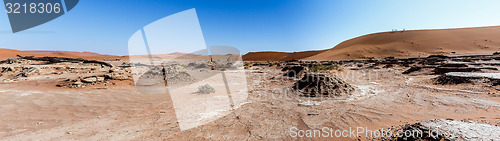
[244,26,500,61]
[305,26,500,60]
[0,49,120,60]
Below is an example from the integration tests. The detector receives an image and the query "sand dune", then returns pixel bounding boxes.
[0,49,120,60]
[305,26,500,60]
[244,26,500,61]
[242,50,325,61]
[4,26,500,61]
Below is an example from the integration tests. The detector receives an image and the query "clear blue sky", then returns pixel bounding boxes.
[1,0,500,55]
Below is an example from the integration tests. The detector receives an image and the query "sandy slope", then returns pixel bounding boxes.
[242,50,325,61]
[305,26,500,60]
[243,26,500,61]
[0,49,120,60]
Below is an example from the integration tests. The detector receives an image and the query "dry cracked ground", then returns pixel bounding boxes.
[0,55,500,140]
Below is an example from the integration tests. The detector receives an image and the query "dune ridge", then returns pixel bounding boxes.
[0,49,120,60]
[305,26,500,60]
[4,26,500,61]
[244,26,500,61]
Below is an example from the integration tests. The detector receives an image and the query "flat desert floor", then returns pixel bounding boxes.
[1,55,500,140]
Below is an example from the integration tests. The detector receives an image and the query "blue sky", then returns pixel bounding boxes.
[1,0,500,55]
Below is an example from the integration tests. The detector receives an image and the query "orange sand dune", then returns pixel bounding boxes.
[243,50,325,61]
[26,50,104,56]
[0,48,121,60]
[305,26,500,60]
[244,26,500,61]
[4,26,500,61]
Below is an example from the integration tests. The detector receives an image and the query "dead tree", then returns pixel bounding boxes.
[0,58,20,64]
[11,68,36,80]
[15,55,113,67]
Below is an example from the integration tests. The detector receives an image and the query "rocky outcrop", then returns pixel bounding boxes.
[105,68,130,80]
[292,72,354,97]
[136,65,195,87]
[436,72,500,85]
[385,119,500,140]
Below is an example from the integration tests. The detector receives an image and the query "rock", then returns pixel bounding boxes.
[439,63,468,68]
[106,68,130,80]
[0,67,14,72]
[434,67,479,74]
[391,119,500,140]
[197,84,215,94]
[109,67,120,73]
[196,63,208,68]
[436,72,500,85]
[298,100,321,106]
[292,72,355,97]
[81,76,105,83]
[281,65,299,71]
[105,73,129,80]
[283,66,307,77]
[187,63,196,67]
[136,65,195,86]
[403,67,422,74]
[427,55,449,58]
[72,80,83,86]
[97,77,105,82]
[419,57,446,65]
[383,64,394,68]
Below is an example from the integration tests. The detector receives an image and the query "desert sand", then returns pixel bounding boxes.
[1,54,500,140]
[0,48,121,60]
[1,26,500,140]
[244,26,500,61]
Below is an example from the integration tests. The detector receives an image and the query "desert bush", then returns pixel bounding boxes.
[309,65,341,72]
[197,84,215,94]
